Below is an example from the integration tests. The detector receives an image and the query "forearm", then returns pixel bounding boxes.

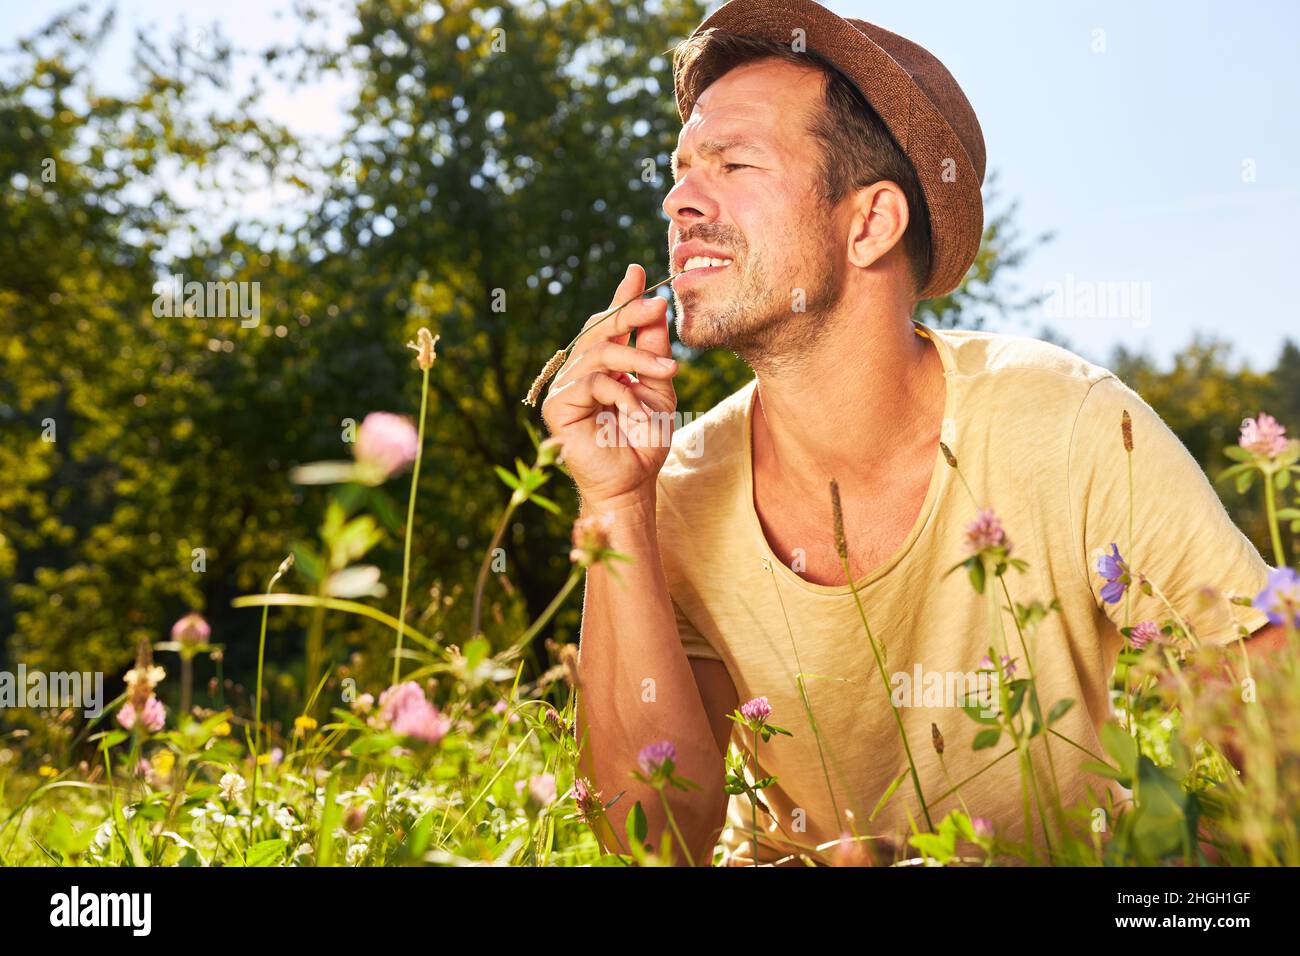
[1241,621,1289,659]
[572,491,726,862]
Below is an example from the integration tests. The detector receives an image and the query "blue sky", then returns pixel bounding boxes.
[4,0,1297,370]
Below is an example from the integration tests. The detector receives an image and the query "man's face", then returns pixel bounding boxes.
[664,58,847,363]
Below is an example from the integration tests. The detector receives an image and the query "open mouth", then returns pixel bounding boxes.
[674,256,734,285]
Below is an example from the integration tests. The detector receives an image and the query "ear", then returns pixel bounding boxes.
[845,180,910,271]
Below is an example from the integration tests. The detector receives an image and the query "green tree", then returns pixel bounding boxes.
[0,0,1055,714]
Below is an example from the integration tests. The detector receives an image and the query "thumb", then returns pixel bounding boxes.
[579,263,646,347]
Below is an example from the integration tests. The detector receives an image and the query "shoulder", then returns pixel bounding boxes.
[931,325,1114,388]
[654,378,753,525]
[927,324,1124,420]
[658,379,753,481]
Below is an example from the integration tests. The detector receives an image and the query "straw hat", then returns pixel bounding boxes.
[674,0,986,298]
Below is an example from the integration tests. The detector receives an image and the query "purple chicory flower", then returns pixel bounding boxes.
[1096,543,1131,605]
[1129,620,1161,650]
[1253,566,1300,628]
[965,507,1010,554]
[353,412,419,481]
[739,696,772,725]
[1239,413,1289,459]
[637,740,676,778]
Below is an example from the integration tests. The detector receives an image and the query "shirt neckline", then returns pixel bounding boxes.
[741,318,957,596]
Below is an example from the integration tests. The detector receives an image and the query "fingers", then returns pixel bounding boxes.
[633,302,672,361]
[576,263,644,347]
[628,379,675,416]
[627,308,675,405]
[540,264,678,435]
[542,370,648,431]
[552,340,676,390]
[575,264,669,349]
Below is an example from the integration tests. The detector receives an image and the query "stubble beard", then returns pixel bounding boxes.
[673,222,847,377]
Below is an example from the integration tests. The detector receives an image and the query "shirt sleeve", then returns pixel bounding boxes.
[1067,373,1274,647]
[673,595,724,663]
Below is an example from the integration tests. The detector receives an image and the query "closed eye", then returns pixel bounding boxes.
[724,163,750,172]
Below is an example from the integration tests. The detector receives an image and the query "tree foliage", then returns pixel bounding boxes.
[3,0,1225,718]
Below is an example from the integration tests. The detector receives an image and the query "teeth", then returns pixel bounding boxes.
[682,255,733,272]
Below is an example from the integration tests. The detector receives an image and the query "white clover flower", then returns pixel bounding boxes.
[346,842,369,866]
[274,806,297,831]
[219,771,247,803]
[92,820,113,852]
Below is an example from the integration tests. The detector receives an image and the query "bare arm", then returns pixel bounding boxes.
[540,263,735,864]
[572,492,734,863]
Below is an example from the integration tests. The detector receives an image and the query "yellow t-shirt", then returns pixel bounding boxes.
[654,319,1274,864]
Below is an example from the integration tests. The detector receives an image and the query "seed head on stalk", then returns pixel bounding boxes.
[524,349,568,407]
[830,478,848,563]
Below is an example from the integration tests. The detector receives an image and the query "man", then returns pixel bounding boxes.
[540,0,1287,865]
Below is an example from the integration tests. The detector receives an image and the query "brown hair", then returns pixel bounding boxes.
[672,29,933,292]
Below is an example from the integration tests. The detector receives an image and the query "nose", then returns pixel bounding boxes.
[662,171,719,233]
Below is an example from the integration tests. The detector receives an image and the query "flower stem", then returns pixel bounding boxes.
[247,555,292,850]
[1125,446,1134,629]
[470,496,521,639]
[841,552,934,831]
[180,656,192,720]
[1262,466,1288,567]
[506,567,583,657]
[1139,574,1200,650]
[395,364,431,685]
[765,562,849,831]
[523,272,680,406]
[751,728,760,866]
[656,784,696,867]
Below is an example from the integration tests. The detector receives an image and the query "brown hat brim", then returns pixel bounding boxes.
[673,0,985,299]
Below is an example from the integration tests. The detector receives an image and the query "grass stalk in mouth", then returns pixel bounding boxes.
[522,271,680,406]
